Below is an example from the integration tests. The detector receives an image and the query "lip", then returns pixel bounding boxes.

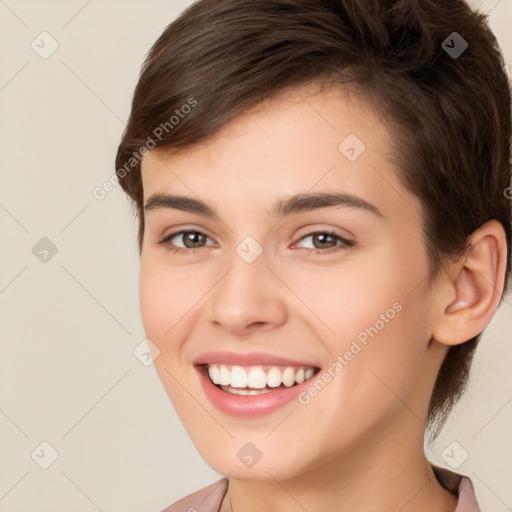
[193,351,321,417]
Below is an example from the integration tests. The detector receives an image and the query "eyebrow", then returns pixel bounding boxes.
[144,191,384,219]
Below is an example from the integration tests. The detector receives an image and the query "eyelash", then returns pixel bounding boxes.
[156,229,355,255]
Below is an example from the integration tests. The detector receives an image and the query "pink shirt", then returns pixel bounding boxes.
[161,464,480,512]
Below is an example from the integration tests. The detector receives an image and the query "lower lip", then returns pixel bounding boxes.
[196,366,318,417]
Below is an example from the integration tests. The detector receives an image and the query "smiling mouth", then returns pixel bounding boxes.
[202,363,321,395]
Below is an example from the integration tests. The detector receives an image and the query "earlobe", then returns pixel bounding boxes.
[432,220,507,347]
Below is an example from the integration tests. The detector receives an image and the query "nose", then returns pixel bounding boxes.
[208,248,288,336]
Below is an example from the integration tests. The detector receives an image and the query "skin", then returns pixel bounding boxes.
[138,83,507,512]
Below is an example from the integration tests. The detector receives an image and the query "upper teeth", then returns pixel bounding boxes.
[207,364,315,389]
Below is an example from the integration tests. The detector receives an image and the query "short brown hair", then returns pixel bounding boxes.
[115,0,512,437]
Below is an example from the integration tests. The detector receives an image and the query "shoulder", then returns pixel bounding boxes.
[159,478,229,512]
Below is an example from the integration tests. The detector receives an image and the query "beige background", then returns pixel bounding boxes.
[0,1,511,510]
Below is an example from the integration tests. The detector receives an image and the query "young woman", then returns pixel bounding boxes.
[115,1,511,510]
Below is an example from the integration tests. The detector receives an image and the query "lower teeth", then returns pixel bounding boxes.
[219,385,275,395]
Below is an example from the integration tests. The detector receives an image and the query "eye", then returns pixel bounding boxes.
[156,230,215,253]
[156,229,354,255]
[294,231,354,254]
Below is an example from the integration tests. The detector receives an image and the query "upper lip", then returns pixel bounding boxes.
[193,351,320,368]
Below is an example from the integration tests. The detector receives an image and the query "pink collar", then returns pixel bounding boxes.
[162,464,481,511]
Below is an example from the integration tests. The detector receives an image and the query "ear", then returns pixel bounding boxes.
[432,220,508,346]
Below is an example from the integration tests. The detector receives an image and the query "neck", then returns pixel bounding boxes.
[220,414,458,512]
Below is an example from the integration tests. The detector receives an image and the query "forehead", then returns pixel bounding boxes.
[140,83,413,219]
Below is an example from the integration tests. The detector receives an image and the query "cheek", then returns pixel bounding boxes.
[138,260,192,397]
[288,246,431,419]
[138,257,214,404]
[138,260,201,414]
[283,250,417,345]
[138,262,169,344]
[331,306,428,446]
[138,257,203,346]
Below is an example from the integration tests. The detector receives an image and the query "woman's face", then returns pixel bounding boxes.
[139,84,444,480]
